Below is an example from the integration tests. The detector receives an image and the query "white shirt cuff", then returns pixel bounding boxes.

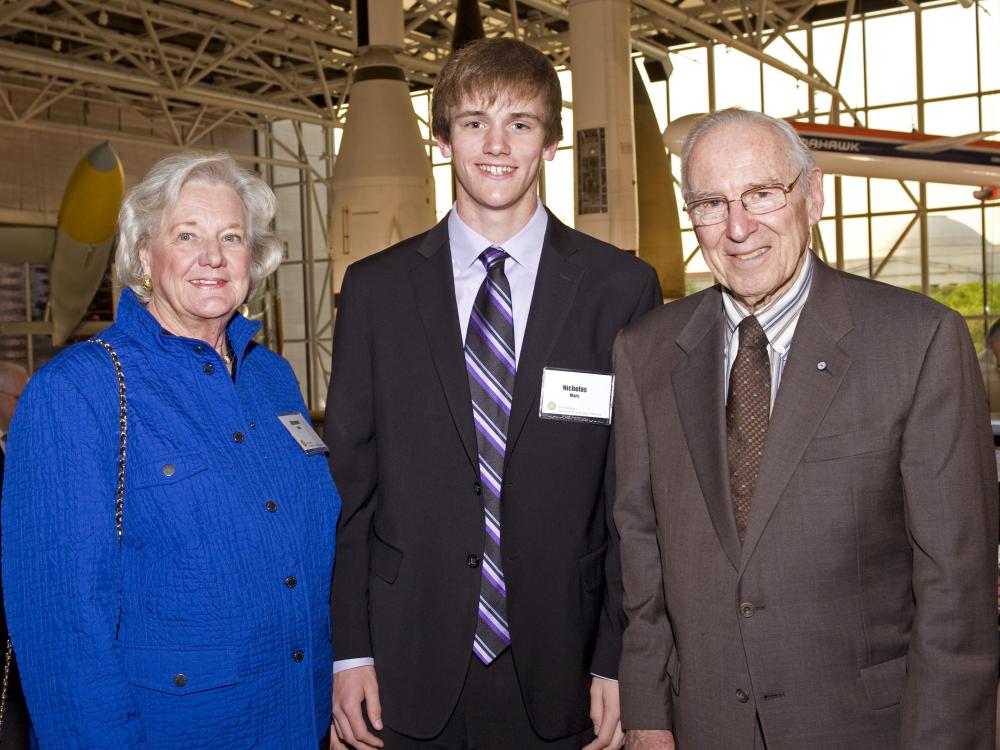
[333,657,375,674]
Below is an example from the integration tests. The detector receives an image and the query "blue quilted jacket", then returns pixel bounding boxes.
[2,289,341,749]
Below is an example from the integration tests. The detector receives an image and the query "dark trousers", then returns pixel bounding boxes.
[377,650,595,750]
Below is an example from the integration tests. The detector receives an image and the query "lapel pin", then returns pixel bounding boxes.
[816,361,828,371]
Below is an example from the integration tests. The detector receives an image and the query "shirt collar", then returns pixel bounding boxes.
[448,199,548,274]
[722,251,814,353]
[116,287,261,359]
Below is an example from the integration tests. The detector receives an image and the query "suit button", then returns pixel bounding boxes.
[173,674,187,687]
[193,345,206,354]
[161,463,176,477]
[736,688,749,703]
[233,432,245,443]
[466,554,480,568]
[203,363,215,375]
[473,481,482,495]
[285,576,297,589]
[292,650,304,663]
[265,500,277,512]
[739,602,755,618]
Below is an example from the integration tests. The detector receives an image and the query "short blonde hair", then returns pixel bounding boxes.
[115,152,283,302]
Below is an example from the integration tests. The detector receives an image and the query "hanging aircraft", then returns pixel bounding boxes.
[0,141,124,345]
[662,113,1000,199]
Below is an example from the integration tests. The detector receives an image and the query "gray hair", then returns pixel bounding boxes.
[680,108,817,198]
[115,152,283,303]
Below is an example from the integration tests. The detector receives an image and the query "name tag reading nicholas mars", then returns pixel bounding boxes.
[539,368,614,425]
[277,412,328,455]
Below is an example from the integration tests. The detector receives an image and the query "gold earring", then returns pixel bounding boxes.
[141,275,153,292]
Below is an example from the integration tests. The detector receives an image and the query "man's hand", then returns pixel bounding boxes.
[330,665,384,750]
[625,730,676,750]
[583,676,625,750]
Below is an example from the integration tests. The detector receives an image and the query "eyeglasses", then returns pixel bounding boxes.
[684,174,801,226]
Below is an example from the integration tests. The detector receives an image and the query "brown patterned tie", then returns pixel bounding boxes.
[727,315,771,539]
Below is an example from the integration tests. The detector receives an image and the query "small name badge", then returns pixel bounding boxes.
[539,368,614,425]
[277,412,328,455]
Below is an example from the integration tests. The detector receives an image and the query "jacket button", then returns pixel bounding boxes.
[739,602,755,618]
[265,500,278,512]
[202,362,215,375]
[173,674,187,687]
[473,481,482,495]
[292,650,305,663]
[285,576,297,589]
[193,345,206,354]
[233,432,245,443]
[466,554,480,568]
[161,464,176,477]
[736,688,749,703]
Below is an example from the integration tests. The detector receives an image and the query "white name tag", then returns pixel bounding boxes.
[277,412,328,455]
[539,368,614,425]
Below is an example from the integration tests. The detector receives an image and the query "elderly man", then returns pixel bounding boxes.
[613,108,998,750]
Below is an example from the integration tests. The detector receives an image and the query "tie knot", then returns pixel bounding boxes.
[480,246,508,270]
[738,315,767,347]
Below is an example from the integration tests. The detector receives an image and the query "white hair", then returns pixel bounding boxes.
[115,152,283,302]
[680,108,817,198]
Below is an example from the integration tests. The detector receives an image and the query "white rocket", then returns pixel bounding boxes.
[328,0,435,297]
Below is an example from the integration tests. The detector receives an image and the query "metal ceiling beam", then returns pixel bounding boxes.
[0,42,336,124]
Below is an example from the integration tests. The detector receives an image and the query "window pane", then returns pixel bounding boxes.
[840,217,871,276]
[713,47,762,111]
[870,178,919,214]
[812,21,865,108]
[928,209,983,287]
[922,4,978,100]
[668,48,709,119]
[761,37,809,117]
[871,214,919,286]
[866,104,917,131]
[980,0,1000,93]
[926,182,979,209]
[924,96,979,136]
[865,13,916,106]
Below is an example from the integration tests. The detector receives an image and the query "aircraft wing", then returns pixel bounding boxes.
[899,131,998,153]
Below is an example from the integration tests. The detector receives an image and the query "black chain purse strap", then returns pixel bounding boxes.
[0,337,127,738]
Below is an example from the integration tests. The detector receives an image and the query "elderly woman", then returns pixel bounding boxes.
[2,153,340,748]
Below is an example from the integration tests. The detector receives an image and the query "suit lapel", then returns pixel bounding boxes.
[410,217,478,470]
[505,214,584,459]
[672,289,743,570]
[738,259,855,571]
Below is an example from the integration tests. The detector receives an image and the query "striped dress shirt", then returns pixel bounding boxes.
[722,251,815,411]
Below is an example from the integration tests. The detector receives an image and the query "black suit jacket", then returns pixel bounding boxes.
[326,211,661,740]
[0,445,31,749]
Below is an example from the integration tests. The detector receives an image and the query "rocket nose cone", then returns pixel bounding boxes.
[86,141,120,172]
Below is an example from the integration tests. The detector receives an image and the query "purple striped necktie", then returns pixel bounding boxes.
[464,246,515,664]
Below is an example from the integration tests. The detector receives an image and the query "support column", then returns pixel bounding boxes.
[569,0,638,251]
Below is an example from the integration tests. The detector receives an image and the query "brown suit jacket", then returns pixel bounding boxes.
[613,256,998,749]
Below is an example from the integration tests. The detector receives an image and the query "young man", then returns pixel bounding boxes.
[326,37,660,750]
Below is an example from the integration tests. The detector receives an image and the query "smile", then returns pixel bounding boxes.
[732,247,770,261]
[189,279,227,287]
[478,164,514,176]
